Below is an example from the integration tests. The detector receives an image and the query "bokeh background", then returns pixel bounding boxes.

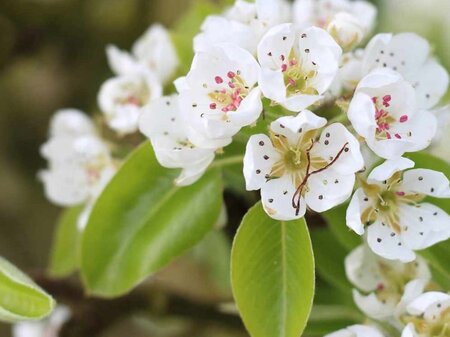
[0,0,449,336]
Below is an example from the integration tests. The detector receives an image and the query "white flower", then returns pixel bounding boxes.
[139,95,215,186]
[39,110,116,213]
[363,32,449,109]
[194,0,290,54]
[243,110,363,220]
[257,24,342,111]
[325,324,385,337]
[293,0,376,49]
[178,43,262,149]
[401,292,450,337]
[345,244,431,322]
[98,72,162,135]
[13,305,71,337]
[48,109,96,138]
[346,157,450,262]
[327,13,366,51]
[107,24,178,84]
[347,68,437,159]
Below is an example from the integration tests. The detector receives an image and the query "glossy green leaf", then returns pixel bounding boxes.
[0,256,55,322]
[49,206,83,278]
[81,142,222,297]
[231,202,315,337]
[310,228,352,293]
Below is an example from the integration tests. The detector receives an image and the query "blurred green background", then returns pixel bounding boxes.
[0,0,448,336]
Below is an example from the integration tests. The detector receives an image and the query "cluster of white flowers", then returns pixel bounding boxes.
[325,244,450,337]
[36,0,449,336]
[41,0,450,259]
[39,109,117,229]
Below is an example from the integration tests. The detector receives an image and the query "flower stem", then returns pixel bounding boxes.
[210,155,244,168]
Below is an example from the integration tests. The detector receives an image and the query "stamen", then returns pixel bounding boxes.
[215,76,223,84]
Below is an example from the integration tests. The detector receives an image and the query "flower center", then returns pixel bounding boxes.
[360,172,424,233]
[404,307,450,337]
[116,81,149,108]
[207,71,250,115]
[372,95,409,140]
[267,129,349,215]
[281,49,319,97]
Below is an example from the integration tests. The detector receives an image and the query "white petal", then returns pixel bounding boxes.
[39,167,90,206]
[227,87,263,126]
[395,278,429,317]
[49,109,95,138]
[260,174,305,220]
[258,67,287,103]
[305,171,355,212]
[311,123,364,175]
[345,245,381,291]
[407,292,450,316]
[257,23,295,70]
[132,24,179,84]
[326,325,386,337]
[345,188,369,235]
[347,92,377,139]
[243,134,280,191]
[368,157,415,183]
[194,16,256,54]
[279,93,323,112]
[399,204,450,250]
[401,168,450,197]
[269,110,327,146]
[353,289,396,320]
[175,153,215,187]
[401,324,418,337]
[363,33,430,76]
[367,220,416,262]
[408,59,449,109]
[106,45,140,76]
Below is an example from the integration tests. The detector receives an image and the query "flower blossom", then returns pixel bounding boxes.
[244,110,363,220]
[139,95,215,186]
[346,157,450,262]
[39,109,117,228]
[257,23,342,111]
[363,32,449,109]
[194,0,290,54]
[98,72,162,135]
[348,68,437,159]
[325,325,386,337]
[106,24,178,84]
[293,0,377,50]
[178,43,262,149]
[345,244,431,322]
[401,292,450,337]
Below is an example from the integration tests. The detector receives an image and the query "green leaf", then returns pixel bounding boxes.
[231,202,315,337]
[322,204,360,252]
[48,206,83,278]
[80,142,223,297]
[310,228,352,293]
[0,256,55,322]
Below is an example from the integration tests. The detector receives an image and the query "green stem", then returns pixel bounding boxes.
[210,155,244,168]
